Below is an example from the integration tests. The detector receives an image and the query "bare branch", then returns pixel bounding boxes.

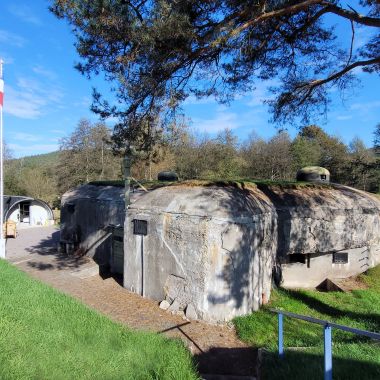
[297,56,380,104]
[346,20,355,68]
[325,3,380,27]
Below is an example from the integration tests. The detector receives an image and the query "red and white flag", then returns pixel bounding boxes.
[0,77,3,107]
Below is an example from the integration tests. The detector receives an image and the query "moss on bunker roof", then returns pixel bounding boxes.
[88,178,334,191]
[297,166,330,175]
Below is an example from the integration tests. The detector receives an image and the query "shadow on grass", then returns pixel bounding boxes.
[261,349,380,380]
[285,289,380,332]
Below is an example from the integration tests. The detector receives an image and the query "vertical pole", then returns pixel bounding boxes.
[123,155,131,210]
[324,324,332,380]
[141,235,144,297]
[0,59,5,259]
[278,313,284,358]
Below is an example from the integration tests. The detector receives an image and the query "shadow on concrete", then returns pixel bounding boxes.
[189,182,276,311]
[99,266,123,286]
[23,228,125,288]
[158,321,258,377]
[25,230,94,271]
[158,322,204,353]
[196,182,367,312]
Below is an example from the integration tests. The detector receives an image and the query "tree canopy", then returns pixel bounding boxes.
[57,119,122,193]
[51,0,380,151]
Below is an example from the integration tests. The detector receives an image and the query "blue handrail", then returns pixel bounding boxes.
[271,309,380,380]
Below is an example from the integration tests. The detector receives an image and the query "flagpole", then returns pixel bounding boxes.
[0,58,5,259]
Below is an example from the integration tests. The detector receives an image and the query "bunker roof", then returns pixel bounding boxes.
[128,181,380,220]
[62,181,380,220]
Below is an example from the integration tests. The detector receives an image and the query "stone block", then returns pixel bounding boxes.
[159,300,170,310]
[185,303,198,320]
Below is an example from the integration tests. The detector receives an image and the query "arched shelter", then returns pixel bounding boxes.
[3,196,54,226]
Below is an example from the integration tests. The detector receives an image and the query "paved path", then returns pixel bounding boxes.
[6,226,256,378]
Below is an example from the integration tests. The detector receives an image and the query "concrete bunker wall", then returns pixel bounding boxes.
[263,186,380,288]
[124,184,380,322]
[61,185,125,267]
[124,186,277,322]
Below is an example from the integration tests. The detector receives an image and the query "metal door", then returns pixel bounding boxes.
[111,227,124,274]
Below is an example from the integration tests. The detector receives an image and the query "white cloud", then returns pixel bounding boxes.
[4,76,64,119]
[0,30,26,48]
[12,132,40,142]
[336,115,352,121]
[192,109,240,133]
[73,96,92,108]
[183,94,216,106]
[351,101,380,112]
[8,4,41,26]
[245,80,279,107]
[51,129,65,134]
[32,65,57,80]
[4,85,43,118]
[191,105,268,134]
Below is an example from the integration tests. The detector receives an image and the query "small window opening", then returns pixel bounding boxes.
[288,254,306,264]
[333,252,348,264]
[66,203,75,214]
[320,174,327,180]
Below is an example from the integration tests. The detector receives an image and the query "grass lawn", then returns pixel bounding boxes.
[234,266,380,380]
[0,260,199,380]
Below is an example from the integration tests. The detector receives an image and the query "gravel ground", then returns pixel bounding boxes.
[5,226,257,378]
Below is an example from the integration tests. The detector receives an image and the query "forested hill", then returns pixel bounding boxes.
[10,151,60,168]
[5,151,61,207]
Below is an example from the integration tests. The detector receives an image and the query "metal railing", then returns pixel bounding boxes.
[271,309,380,380]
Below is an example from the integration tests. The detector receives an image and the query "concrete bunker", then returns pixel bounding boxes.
[296,166,330,182]
[124,183,380,322]
[61,181,380,322]
[3,196,54,227]
[60,184,144,273]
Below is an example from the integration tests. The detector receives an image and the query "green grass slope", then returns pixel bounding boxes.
[0,260,199,380]
[234,266,380,380]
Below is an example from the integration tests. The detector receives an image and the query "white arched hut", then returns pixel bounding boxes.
[3,196,54,227]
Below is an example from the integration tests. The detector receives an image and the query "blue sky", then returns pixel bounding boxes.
[0,0,379,158]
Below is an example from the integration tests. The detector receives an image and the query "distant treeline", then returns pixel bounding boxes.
[5,119,380,206]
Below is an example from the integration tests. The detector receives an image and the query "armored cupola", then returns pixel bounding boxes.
[157,171,179,181]
[296,166,330,183]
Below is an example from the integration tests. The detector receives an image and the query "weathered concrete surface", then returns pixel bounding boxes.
[124,185,277,322]
[60,184,145,268]
[268,185,380,256]
[268,185,380,287]
[61,185,125,266]
[281,244,380,288]
[124,183,380,322]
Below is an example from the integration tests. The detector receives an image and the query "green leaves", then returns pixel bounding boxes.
[51,1,380,149]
